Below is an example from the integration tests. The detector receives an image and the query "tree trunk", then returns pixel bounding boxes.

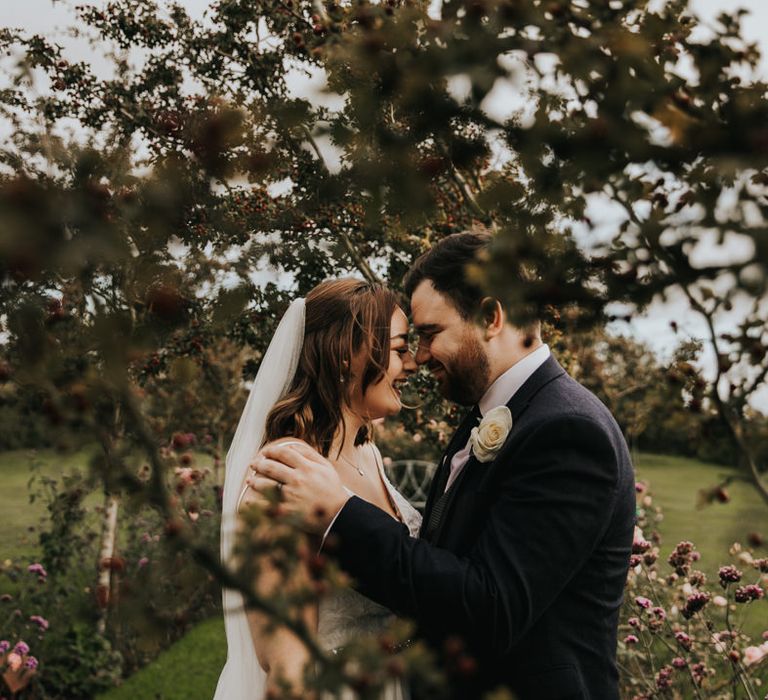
[96,493,120,635]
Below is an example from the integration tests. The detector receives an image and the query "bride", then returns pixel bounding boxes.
[214,278,422,699]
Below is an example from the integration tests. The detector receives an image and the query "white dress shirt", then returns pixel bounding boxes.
[443,344,551,492]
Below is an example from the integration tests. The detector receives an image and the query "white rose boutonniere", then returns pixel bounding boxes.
[469,406,513,463]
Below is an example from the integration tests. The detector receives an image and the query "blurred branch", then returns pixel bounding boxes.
[118,382,332,665]
[300,124,381,284]
[680,287,768,506]
[609,184,768,506]
[438,143,487,221]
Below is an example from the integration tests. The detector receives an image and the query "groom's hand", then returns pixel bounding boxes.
[247,440,350,534]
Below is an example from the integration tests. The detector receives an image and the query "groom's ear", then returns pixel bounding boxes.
[480,297,504,338]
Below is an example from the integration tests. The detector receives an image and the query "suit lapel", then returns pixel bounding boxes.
[428,448,479,544]
[504,354,565,423]
[419,407,479,537]
[426,355,567,543]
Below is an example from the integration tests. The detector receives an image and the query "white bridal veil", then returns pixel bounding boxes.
[213,298,306,700]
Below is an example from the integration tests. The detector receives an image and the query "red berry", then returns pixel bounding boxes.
[715,486,730,504]
[456,654,477,676]
[443,635,464,657]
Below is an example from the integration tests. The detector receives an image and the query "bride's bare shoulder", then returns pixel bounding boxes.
[262,436,312,450]
[260,438,325,463]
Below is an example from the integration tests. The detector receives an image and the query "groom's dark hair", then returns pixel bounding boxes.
[403,229,493,320]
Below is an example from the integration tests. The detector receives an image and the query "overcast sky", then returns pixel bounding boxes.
[3,0,768,68]
[1,0,766,410]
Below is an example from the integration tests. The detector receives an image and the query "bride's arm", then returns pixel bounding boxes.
[238,486,318,696]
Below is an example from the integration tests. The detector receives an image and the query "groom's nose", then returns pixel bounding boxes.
[414,342,431,366]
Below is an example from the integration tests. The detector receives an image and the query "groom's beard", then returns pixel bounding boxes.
[433,333,490,406]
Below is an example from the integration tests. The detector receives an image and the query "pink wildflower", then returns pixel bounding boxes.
[632,528,651,554]
[635,596,652,610]
[682,591,710,619]
[643,551,658,566]
[668,541,699,576]
[27,563,47,579]
[624,634,639,645]
[171,432,195,450]
[753,558,768,573]
[743,644,768,666]
[175,467,196,485]
[29,615,49,631]
[655,665,673,690]
[718,565,742,587]
[734,584,764,603]
[713,631,730,653]
[674,630,692,650]
[691,662,707,684]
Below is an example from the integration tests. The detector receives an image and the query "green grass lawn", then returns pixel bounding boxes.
[97,617,226,700]
[0,446,101,561]
[0,446,216,563]
[634,452,768,577]
[2,448,766,698]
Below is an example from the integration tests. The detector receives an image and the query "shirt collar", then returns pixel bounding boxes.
[478,344,551,416]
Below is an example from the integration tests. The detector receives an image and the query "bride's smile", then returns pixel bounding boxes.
[347,306,416,421]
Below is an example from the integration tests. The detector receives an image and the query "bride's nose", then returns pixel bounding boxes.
[402,350,417,374]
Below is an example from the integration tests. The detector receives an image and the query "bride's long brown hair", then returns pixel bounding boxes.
[264,279,399,457]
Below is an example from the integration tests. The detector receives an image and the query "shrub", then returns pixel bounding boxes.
[0,446,221,697]
[620,483,768,698]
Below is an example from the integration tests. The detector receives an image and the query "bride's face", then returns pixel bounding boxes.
[350,307,416,420]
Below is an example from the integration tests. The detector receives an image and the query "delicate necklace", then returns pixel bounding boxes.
[338,450,366,477]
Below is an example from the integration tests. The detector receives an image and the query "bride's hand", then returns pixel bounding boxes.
[247,440,350,534]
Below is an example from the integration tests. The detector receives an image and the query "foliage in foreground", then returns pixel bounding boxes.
[620,483,768,699]
[0,0,767,696]
[0,447,220,699]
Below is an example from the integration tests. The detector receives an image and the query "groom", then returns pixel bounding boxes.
[253,231,636,699]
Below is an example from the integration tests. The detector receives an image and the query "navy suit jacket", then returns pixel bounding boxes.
[329,356,636,699]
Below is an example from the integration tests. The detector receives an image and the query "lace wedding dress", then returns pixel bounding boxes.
[317,450,422,700]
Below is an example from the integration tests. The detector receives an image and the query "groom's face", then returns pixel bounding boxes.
[410,280,490,406]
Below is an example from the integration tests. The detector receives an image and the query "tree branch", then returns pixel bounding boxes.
[609,183,768,507]
[118,382,333,666]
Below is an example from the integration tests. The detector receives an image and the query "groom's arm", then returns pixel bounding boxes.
[328,415,627,657]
